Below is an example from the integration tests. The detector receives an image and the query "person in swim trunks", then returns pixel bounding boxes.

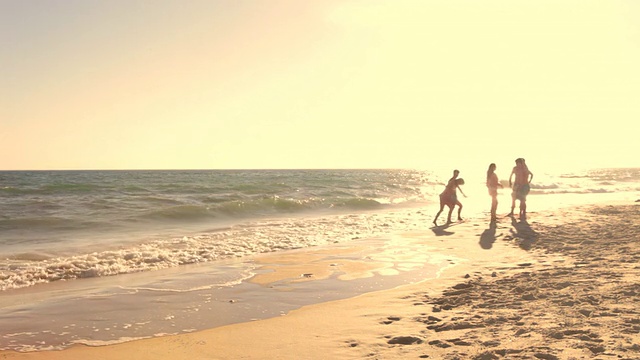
[509,158,533,219]
[433,170,467,226]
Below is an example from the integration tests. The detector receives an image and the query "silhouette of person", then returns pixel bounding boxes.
[509,158,533,219]
[433,170,466,226]
[486,163,503,222]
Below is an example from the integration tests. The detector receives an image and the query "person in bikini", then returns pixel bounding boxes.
[509,158,533,219]
[433,169,467,226]
[486,163,503,222]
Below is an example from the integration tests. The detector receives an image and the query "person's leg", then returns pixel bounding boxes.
[519,185,530,219]
[433,203,445,225]
[456,201,463,221]
[509,193,516,216]
[446,205,454,223]
[491,196,498,220]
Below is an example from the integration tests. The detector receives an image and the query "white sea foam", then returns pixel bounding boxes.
[70,336,152,348]
[0,209,433,290]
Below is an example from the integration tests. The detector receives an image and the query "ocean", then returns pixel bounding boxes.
[1,168,639,351]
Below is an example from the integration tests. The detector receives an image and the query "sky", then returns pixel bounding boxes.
[1,0,639,172]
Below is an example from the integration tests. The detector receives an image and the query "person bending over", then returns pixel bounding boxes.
[433,170,467,226]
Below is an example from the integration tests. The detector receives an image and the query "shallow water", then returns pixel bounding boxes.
[0,234,450,352]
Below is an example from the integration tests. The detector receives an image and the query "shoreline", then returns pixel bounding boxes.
[0,229,456,353]
[1,198,639,359]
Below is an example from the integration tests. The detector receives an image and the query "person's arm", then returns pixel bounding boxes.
[528,171,534,184]
[457,185,467,197]
[509,170,515,187]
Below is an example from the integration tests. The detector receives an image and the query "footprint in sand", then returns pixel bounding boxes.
[387,336,423,345]
[380,316,401,325]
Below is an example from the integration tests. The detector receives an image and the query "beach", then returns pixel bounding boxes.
[3,0,640,357]
[2,198,638,359]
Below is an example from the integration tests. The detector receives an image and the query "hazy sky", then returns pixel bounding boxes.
[1,0,639,171]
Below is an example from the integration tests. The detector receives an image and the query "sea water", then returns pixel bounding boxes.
[0,169,441,291]
[1,168,638,351]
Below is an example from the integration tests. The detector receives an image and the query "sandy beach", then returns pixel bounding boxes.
[1,200,639,360]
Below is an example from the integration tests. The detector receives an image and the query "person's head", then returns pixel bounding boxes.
[456,178,465,185]
[515,158,523,166]
[453,169,460,177]
[487,163,496,180]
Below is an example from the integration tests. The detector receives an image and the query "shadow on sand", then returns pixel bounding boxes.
[508,215,539,250]
[479,220,501,249]
[430,221,459,236]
